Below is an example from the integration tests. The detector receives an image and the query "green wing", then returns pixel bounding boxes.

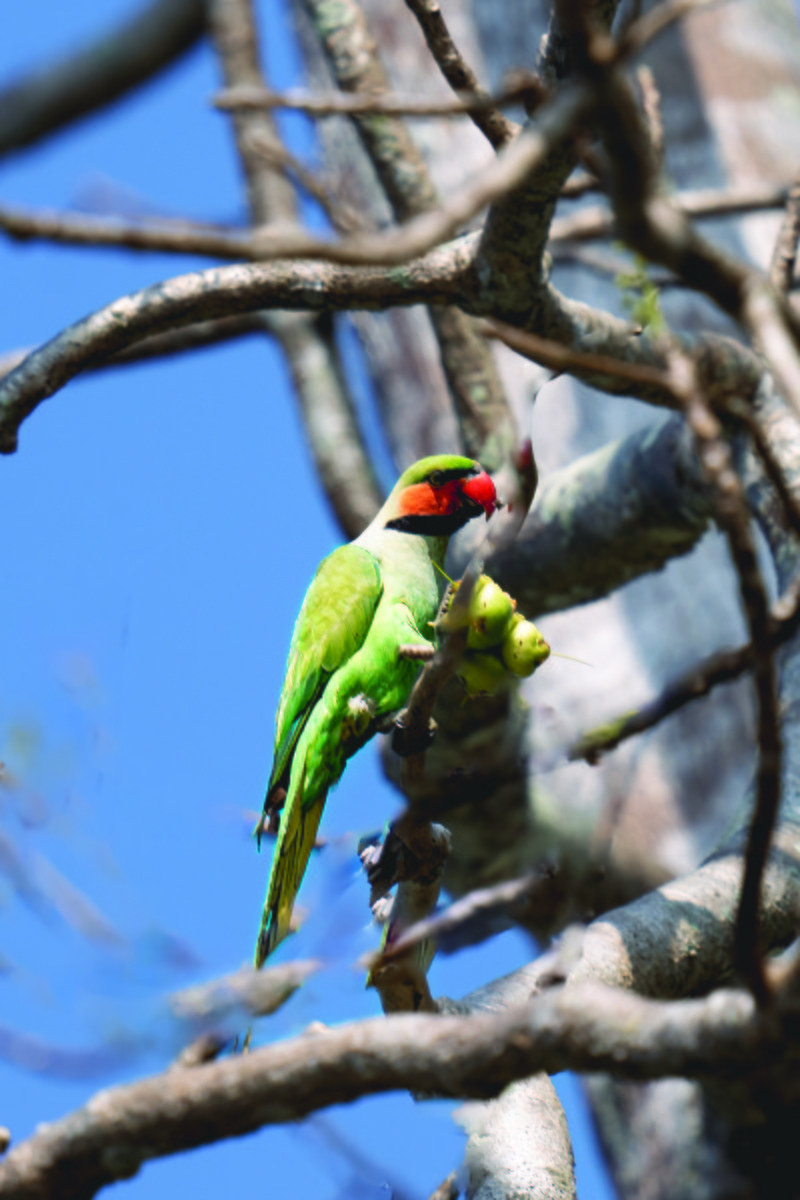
[268,544,383,796]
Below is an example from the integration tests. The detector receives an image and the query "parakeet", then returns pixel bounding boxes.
[255,454,497,967]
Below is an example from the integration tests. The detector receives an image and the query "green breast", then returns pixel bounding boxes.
[356,526,446,631]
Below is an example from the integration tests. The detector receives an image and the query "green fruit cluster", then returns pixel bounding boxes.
[443,575,550,695]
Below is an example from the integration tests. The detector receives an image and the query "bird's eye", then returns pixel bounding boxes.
[430,471,444,488]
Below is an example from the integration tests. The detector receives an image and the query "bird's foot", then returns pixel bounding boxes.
[392,715,437,757]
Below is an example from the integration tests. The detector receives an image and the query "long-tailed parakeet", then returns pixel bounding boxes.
[255,454,497,967]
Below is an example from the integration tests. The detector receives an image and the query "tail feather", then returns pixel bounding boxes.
[255,758,327,968]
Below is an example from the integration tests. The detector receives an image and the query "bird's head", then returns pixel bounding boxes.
[383,455,498,536]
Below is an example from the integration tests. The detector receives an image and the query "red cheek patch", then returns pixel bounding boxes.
[399,481,457,517]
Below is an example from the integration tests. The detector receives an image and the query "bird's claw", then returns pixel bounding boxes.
[392,716,437,757]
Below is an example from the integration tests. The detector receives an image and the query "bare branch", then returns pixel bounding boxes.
[3,80,591,277]
[244,133,365,231]
[549,183,791,244]
[169,960,321,1025]
[210,0,385,537]
[209,0,296,224]
[559,167,603,198]
[0,315,273,387]
[0,244,472,455]
[4,979,800,1200]
[0,0,207,158]
[480,317,676,403]
[427,1171,459,1200]
[569,568,800,763]
[669,348,781,1004]
[215,79,529,124]
[636,64,664,170]
[5,182,784,268]
[371,872,546,963]
[367,822,451,1014]
[398,643,437,661]
[618,0,727,58]
[299,0,515,467]
[591,60,800,422]
[770,177,800,293]
[0,203,255,259]
[457,1074,577,1199]
[402,0,517,148]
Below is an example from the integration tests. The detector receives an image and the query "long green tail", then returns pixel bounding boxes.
[255,761,327,968]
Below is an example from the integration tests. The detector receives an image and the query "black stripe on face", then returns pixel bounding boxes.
[384,503,482,536]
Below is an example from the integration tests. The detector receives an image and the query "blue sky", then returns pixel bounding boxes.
[0,4,614,1196]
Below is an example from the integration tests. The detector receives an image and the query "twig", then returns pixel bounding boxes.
[618,0,728,58]
[0,76,589,274]
[568,568,800,762]
[0,203,255,259]
[209,0,385,541]
[300,0,515,467]
[6,183,781,263]
[549,183,792,244]
[668,348,781,1006]
[728,400,800,542]
[486,316,800,546]
[636,64,664,169]
[402,0,517,148]
[589,54,800,421]
[369,872,547,964]
[559,168,603,198]
[428,1172,459,1200]
[0,315,268,385]
[169,960,322,1069]
[550,239,678,288]
[215,78,530,125]
[480,317,676,400]
[0,0,206,158]
[770,177,800,293]
[243,131,367,232]
[169,960,321,1025]
[367,822,451,1014]
[393,627,469,795]
[398,643,437,661]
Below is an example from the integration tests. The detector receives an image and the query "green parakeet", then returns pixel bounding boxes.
[255,454,497,967]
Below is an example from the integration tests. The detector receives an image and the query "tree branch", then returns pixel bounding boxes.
[770,177,800,293]
[0,0,207,158]
[0,315,266,385]
[669,350,781,1004]
[569,571,800,763]
[4,978,800,1200]
[214,79,530,122]
[299,0,515,468]
[209,0,384,536]
[402,0,517,148]
[0,204,256,259]
[0,246,471,454]
[549,182,792,244]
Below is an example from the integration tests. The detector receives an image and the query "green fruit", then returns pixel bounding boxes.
[458,650,507,695]
[438,581,470,633]
[466,576,515,650]
[501,619,550,677]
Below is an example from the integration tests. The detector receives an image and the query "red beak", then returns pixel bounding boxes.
[460,470,497,520]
